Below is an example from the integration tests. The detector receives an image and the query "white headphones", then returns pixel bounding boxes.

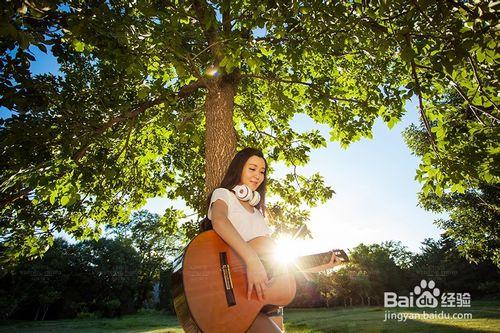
[232,184,261,206]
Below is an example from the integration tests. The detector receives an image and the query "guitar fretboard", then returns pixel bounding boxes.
[295,249,349,270]
[295,251,333,270]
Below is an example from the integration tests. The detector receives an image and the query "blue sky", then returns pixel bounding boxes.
[280,105,445,254]
[4,43,445,254]
[144,101,445,254]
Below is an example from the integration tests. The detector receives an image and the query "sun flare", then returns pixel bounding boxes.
[273,235,302,264]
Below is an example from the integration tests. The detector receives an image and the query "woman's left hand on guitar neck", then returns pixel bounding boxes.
[302,251,344,273]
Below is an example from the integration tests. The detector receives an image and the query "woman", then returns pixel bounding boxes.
[206,147,284,333]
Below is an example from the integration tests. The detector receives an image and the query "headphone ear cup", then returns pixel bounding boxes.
[249,190,260,206]
[233,184,253,201]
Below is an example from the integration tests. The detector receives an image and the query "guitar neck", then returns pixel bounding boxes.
[295,249,349,271]
[295,251,333,270]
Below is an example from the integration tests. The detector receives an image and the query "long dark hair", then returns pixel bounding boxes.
[200,148,268,232]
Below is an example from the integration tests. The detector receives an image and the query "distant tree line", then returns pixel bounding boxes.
[1,211,498,320]
[0,211,181,320]
[290,236,500,308]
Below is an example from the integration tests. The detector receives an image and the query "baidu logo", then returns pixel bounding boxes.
[414,279,440,308]
[384,279,470,308]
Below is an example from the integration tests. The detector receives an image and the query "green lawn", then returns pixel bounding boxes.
[284,301,500,333]
[0,310,183,333]
[1,301,498,333]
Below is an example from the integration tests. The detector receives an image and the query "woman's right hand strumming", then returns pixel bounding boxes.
[245,255,270,301]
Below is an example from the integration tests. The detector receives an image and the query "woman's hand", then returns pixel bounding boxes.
[245,255,270,301]
[320,251,344,270]
[302,251,346,273]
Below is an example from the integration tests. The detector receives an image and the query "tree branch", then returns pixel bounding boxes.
[73,80,206,163]
[190,0,221,56]
[0,188,32,208]
[0,81,206,209]
[414,62,498,124]
[241,73,313,86]
[234,102,278,141]
[410,0,433,24]
[445,0,476,17]
[72,97,165,162]
[468,55,499,112]
[240,74,362,104]
[222,1,231,37]
[408,43,438,153]
[115,117,136,160]
[448,76,500,124]
[468,103,487,126]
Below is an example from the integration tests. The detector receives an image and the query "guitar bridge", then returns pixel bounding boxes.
[221,264,234,290]
[219,252,236,306]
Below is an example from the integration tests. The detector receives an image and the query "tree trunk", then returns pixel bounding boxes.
[34,306,40,321]
[42,305,49,321]
[204,77,237,195]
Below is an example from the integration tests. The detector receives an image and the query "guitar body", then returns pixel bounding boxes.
[172,230,296,333]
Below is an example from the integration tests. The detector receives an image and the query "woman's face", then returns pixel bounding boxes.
[240,155,266,191]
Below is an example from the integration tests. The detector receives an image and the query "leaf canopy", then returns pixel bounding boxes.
[1,0,498,265]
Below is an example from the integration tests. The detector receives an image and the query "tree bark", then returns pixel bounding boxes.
[204,77,237,195]
[34,306,40,321]
[42,305,49,320]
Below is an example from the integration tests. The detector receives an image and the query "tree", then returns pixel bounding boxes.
[79,237,142,316]
[311,242,410,308]
[404,93,499,266]
[0,237,147,319]
[347,243,409,302]
[316,270,340,308]
[289,236,499,308]
[326,267,355,307]
[108,209,182,307]
[0,238,71,320]
[411,236,500,297]
[1,1,497,264]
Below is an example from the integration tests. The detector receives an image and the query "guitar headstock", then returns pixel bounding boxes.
[331,249,349,264]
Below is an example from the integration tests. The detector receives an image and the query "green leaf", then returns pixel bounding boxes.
[400,45,416,63]
[387,117,398,129]
[49,192,57,205]
[247,57,259,72]
[60,195,69,206]
[72,40,86,52]
[435,185,443,197]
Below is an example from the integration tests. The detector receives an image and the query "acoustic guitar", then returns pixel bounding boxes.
[172,230,348,333]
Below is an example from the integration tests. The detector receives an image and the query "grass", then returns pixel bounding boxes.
[0,311,183,333]
[284,300,500,333]
[0,301,498,333]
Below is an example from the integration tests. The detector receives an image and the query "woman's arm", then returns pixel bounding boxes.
[210,199,270,301]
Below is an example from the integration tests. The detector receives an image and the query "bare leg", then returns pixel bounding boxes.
[246,313,283,333]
